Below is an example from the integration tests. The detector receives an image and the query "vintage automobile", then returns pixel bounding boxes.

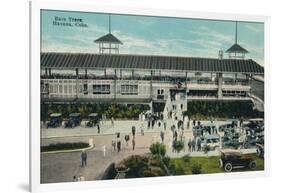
[64,113,81,128]
[219,119,239,132]
[256,143,264,158]
[244,118,264,135]
[201,134,220,150]
[222,131,241,149]
[85,113,100,127]
[47,113,62,128]
[219,149,257,172]
[193,123,216,137]
[192,125,204,137]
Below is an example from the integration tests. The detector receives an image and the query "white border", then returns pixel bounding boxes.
[30,0,271,192]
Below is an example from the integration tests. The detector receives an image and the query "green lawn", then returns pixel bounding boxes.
[171,154,264,175]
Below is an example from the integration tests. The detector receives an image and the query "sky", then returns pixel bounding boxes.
[41,10,264,66]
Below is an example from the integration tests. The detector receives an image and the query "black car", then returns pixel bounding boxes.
[85,113,100,127]
[219,149,257,172]
[64,113,81,128]
[244,119,264,134]
[47,113,62,128]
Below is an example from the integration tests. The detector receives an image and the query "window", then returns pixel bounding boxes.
[83,83,88,95]
[64,85,67,94]
[93,84,110,94]
[68,85,72,94]
[120,85,138,95]
[157,89,164,99]
[40,82,49,94]
[157,89,164,95]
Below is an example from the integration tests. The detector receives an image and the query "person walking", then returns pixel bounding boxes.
[160,130,165,143]
[132,126,136,137]
[191,138,196,152]
[173,130,178,142]
[97,123,100,134]
[117,138,121,152]
[141,124,144,136]
[112,138,116,151]
[132,137,136,150]
[197,138,201,151]
[81,150,87,167]
[188,139,192,152]
[163,120,167,131]
[158,121,161,129]
[125,134,130,146]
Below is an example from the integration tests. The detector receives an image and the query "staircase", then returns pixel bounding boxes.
[163,91,187,120]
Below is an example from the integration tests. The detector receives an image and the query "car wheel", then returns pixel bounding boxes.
[224,162,233,172]
[249,161,257,169]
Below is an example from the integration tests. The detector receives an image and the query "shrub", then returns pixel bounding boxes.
[174,162,185,175]
[182,154,191,163]
[150,142,166,157]
[173,140,184,153]
[41,142,89,152]
[169,161,185,175]
[162,156,171,166]
[122,155,149,178]
[143,167,165,177]
[191,163,202,174]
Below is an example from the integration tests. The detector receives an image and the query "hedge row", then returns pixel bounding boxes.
[41,142,89,152]
[184,100,264,119]
[41,103,150,121]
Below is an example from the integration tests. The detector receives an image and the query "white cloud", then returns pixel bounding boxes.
[41,22,263,65]
[244,24,262,33]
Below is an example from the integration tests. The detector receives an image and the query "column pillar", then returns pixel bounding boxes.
[114,69,117,101]
[150,70,153,100]
[76,68,79,99]
[85,69,88,79]
[217,73,223,99]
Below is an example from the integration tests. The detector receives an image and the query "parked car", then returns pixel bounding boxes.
[193,123,216,137]
[219,119,239,132]
[192,125,204,137]
[64,113,81,128]
[244,118,264,134]
[219,149,257,172]
[47,113,62,128]
[201,134,220,150]
[85,113,100,127]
